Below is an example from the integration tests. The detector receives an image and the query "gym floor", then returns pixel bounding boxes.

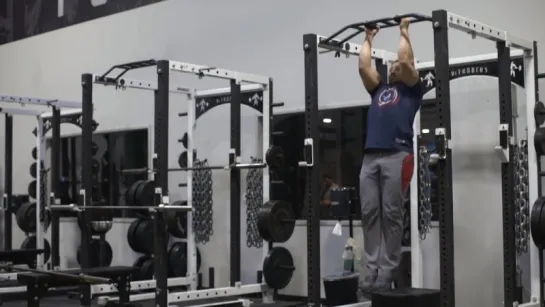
[1,297,306,307]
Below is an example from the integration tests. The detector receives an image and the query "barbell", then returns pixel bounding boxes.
[50,203,192,213]
[1,265,111,284]
[120,162,267,175]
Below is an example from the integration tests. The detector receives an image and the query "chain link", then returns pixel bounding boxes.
[513,141,530,255]
[245,157,263,248]
[192,158,213,244]
[418,146,433,240]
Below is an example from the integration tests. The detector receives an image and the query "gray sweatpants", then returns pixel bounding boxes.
[359,151,414,280]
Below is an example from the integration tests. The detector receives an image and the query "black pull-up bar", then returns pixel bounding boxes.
[322,13,432,47]
[97,59,158,83]
[537,73,545,79]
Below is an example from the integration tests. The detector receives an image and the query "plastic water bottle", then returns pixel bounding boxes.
[342,246,354,273]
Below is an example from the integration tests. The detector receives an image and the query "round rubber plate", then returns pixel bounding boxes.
[135,219,154,254]
[168,242,201,277]
[166,201,188,238]
[531,197,545,248]
[133,255,151,281]
[28,180,37,199]
[257,203,274,242]
[126,180,143,206]
[77,239,113,267]
[127,219,142,252]
[21,236,51,263]
[538,199,545,250]
[140,258,154,280]
[16,202,36,233]
[270,201,295,243]
[136,180,155,207]
[262,246,294,289]
[258,200,295,243]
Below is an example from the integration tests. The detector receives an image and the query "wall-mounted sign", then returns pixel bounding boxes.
[418,56,525,94]
[0,0,165,45]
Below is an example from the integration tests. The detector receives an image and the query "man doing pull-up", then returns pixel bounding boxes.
[358,18,422,293]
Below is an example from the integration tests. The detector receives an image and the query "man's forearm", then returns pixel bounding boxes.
[398,30,415,63]
[359,36,373,70]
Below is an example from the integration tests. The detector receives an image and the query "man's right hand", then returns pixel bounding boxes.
[365,26,379,38]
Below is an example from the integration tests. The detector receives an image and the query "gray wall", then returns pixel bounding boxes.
[0,0,544,306]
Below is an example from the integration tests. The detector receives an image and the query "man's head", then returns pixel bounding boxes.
[388,60,402,83]
[323,173,334,187]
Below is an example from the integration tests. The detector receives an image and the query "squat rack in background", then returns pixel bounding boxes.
[1,95,81,269]
[85,59,272,307]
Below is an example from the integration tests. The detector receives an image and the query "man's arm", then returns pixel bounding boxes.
[358,27,381,93]
[397,19,419,87]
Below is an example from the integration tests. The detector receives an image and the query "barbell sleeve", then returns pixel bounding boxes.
[119,168,151,175]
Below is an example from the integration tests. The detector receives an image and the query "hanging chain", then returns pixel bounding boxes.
[418,146,433,240]
[192,158,213,244]
[514,141,530,255]
[245,157,263,248]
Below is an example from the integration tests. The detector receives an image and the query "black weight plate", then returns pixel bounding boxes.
[21,236,51,263]
[532,197,545,251]
[140,258,154,280]
[530,197,545,248]
[31,147,37,160]
[168,242,201,277]
[534,127,545,156]
[77,239,113,267]
[181,133,188,149]
[178,151,188,168]
[125,181,143,206]
[16,202,36,233]
[133,255,152,281]
[134,219,154,254]
[535,101,545,126]
[28,180,37,199]
[11,194,29,216]
[29,162,37,178]
[263,247,294,289]
[166,201,188,238]
[257,200,296,243]
[265,146,285,170]
[135,180,155,207]
[127,219,142,252]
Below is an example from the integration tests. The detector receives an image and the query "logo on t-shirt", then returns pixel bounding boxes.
[377,87,400,107]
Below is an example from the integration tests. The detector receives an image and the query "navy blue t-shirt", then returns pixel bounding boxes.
[364,81,423,153]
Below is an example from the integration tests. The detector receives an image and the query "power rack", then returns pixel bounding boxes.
[87,59,273,307]
[302,9,537,307]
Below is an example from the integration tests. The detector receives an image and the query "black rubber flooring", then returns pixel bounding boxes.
[1,296,304,307]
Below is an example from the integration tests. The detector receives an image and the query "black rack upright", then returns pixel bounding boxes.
[3,113,12,250]
[229,80,242,285]
[154,60,171,307]
[431,10,456,307]
[50,107,61,268]
[496,40,517,306]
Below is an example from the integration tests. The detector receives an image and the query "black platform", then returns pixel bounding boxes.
[372,288,440,307]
